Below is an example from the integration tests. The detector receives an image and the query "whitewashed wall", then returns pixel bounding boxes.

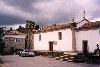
[34,29,72,51]
[76,29,100,52]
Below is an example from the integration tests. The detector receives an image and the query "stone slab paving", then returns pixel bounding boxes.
[0,55,100,67]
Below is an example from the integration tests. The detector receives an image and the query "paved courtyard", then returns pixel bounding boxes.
[0,55,100,67]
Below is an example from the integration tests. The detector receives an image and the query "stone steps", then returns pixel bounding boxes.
[54,54,73,61]
[54,53,84,63]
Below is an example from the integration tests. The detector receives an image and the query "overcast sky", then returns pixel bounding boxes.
[0,0,100,29]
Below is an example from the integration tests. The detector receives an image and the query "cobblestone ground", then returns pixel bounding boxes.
[0,55,100,67]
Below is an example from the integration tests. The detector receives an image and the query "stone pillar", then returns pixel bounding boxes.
[71,28,77,52]
[26,32,34,50]
[25,21,35,50]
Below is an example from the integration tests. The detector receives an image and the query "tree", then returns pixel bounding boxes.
[71,22,77,28]
[0,27,5,55]
[35,25,39,30]
[10,27,13,31]
[0,27,5,38]
[16,25,25,33]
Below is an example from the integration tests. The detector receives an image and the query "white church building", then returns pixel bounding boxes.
[33,18,100,53]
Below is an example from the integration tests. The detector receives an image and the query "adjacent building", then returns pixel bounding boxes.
[3,29,26,54]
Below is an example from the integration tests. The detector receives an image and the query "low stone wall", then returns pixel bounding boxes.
[34,51,64,57]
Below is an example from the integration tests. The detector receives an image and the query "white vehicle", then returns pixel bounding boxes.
[19,50,35,57]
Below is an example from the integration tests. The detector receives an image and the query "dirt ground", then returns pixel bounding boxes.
[0,55,99,67]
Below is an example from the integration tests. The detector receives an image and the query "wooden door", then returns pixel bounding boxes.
[83,40,88,53]
[49,42,53,51]
[10,47,15,54]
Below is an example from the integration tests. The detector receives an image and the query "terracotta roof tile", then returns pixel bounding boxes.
[78,21,100,30]
[37,23,71,32]
[5,30,22,35]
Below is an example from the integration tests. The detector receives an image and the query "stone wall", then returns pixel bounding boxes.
[3,37,25,54]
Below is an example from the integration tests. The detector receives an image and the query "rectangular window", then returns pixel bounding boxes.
[14,38,20,42]
[39,35,41,41]
[99,30,100,35]
[58,32,62,40]
[14,38,17,42]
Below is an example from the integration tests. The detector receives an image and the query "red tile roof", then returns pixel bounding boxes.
[37,23,72,32]
[5,30,22,35]
[77,21,100,30]
[77,19,90,24]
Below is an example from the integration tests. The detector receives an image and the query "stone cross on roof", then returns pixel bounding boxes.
[83,11,85,19]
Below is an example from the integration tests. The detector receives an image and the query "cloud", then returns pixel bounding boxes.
[0,14,25,25]
[2,0,34,11]
[34,0,98,24]
[0,0,100,29]
[0,1,38,20]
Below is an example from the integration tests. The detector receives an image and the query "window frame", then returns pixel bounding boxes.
[58,32,62,40]
[39,34,41,41]
[14,38,17,42]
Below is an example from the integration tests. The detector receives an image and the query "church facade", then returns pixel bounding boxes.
[33,19,100,53]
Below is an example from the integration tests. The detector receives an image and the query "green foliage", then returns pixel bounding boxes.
[10,27,13,31]
[71,22,77,27]
[0,40,4,55]
[0,27,5,55]
[16,25,25,33]
[0,27,5,38]
[35,25,39,30]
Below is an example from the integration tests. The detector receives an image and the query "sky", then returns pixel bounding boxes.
[0,0,100,29]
